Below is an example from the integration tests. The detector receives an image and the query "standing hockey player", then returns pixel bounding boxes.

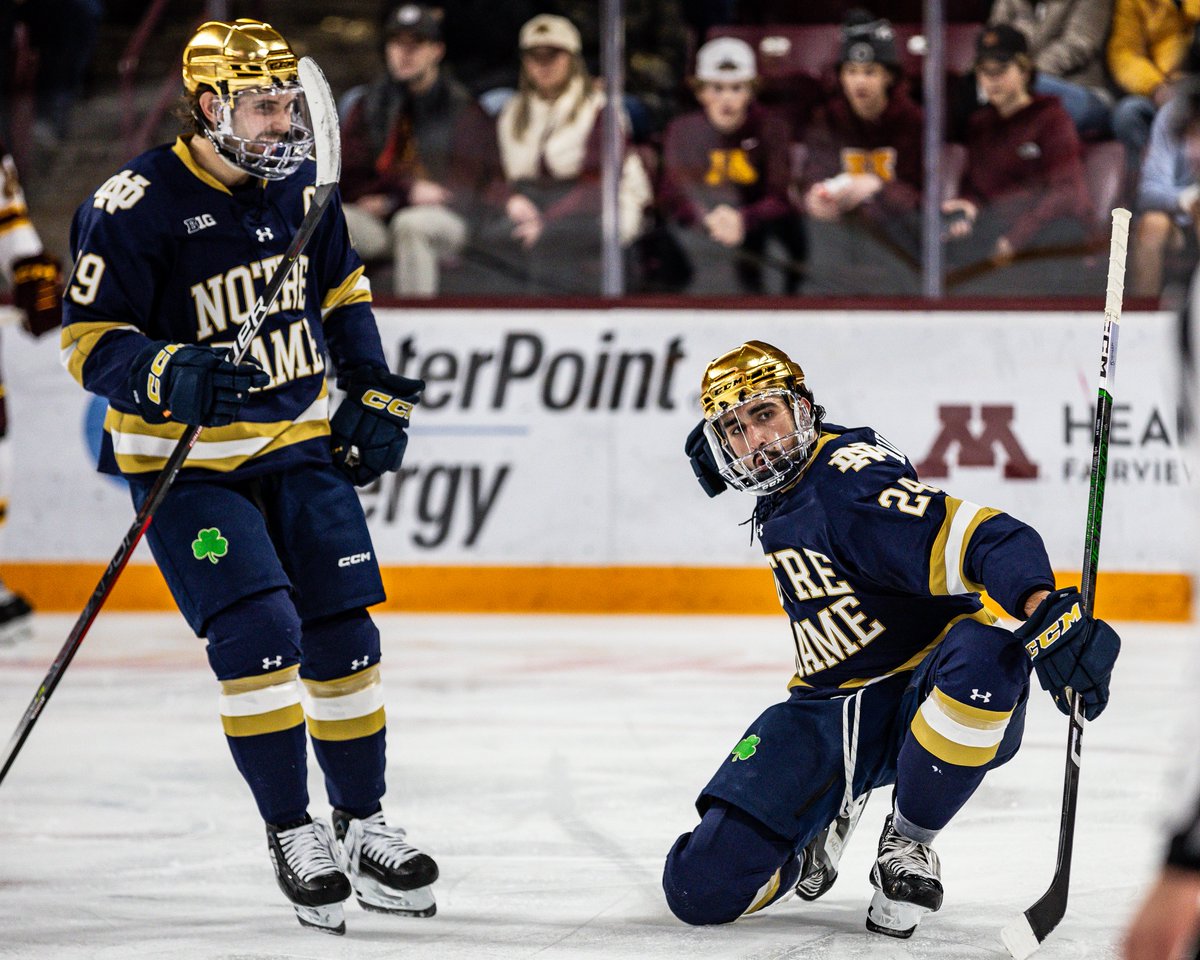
[664,341,1122,938]
[61,20,436,935]
[0,138,61,643]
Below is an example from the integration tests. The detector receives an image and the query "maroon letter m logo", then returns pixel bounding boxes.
[915,405,1039,479]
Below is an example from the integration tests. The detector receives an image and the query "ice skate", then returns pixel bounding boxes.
[266,816,351,935]
[334,809,438,917]
[0,582,33,646]
[865,814,943,939]
[796,790,870,901]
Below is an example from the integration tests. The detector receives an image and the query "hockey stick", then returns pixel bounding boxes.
[1000,207,1131,960]
[0,57,341,788]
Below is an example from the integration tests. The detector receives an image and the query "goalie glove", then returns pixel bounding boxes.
[330,366,425,486]
[1014,586,1121,721]
[685,419,726,497]
[12,252,62,337]
[129,342,269,427]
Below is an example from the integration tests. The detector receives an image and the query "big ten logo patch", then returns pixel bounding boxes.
[916,405,1038,479]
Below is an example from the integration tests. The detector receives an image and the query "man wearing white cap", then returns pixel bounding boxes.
[658,36,805,294]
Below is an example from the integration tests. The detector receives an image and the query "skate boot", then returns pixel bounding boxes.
[333,808,438,917]
[866,814,943,939]
[796,790,871,901]
[0,582,33,646]
[266,815,351,935]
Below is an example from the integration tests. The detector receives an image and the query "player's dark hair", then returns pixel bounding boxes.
[174,90,208,135]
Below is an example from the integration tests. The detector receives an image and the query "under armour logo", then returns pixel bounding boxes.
[262,655,283,670]
[351,656,371,670]
[256,227,274,242]
[970,689,992,703]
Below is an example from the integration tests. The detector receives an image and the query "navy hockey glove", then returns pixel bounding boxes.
[1014,586,1121,721]
[12,252,62,337]
[129,342,269,427]
[685,419,726,497]
[330,366,425,486]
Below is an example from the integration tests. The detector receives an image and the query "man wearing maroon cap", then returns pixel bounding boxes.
[941,24,1091,292]
[798,9,924,294]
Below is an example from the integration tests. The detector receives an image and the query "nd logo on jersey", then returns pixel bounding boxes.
[93,171,151,214]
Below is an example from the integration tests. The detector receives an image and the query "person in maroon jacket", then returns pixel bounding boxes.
[798,10,924,294]
[942,25,1092,292]
[657,36,805,295]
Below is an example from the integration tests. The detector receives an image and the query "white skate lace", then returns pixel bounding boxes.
[340,811,420,875]
[278,819,341,882]
[878,826,941,881]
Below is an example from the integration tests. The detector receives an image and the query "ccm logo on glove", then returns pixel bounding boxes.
[330,366,425,486]
[360,389,415,419]
[1014,586,1120,721]
[1023,601,1082,657]
[146,344,179,405]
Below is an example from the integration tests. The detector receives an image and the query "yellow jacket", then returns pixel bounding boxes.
[1108,0,1200,95]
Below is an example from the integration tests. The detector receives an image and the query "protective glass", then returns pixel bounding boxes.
[204,82,314,181]
[703,389,817,495]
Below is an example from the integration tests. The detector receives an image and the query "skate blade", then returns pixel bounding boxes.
[293,901,346,935]
[353,876,436,917]
[866,888,932,939]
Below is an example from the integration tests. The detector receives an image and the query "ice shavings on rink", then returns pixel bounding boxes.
[0,612,1188,959]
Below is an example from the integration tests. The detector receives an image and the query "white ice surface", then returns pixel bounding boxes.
[0,612,1191,959]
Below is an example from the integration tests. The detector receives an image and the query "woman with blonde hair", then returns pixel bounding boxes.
[479,13,649,293]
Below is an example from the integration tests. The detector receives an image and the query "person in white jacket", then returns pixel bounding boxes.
[481,14,649,293]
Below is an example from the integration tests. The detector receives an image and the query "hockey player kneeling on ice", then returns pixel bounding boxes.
[662,341,1121,939]
[61,20,437,935]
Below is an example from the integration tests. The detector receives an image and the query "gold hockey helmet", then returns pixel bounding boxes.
[700,340,809,418]
[698,341,819,496]
[181,20,313,181]
[182,19,298,96]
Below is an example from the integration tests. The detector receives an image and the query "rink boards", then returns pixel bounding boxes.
[6,307,1193,620]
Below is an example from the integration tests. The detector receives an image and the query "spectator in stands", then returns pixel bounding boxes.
[543,0,693,141]
[797,10,923,294]
[657,36,804,295]
[1108,0,1200,168]
[341,4,488,297]
[942,25,1091,290]
[476,13,651,295]
[1128,96,1200,296]
[989,0,1114,140]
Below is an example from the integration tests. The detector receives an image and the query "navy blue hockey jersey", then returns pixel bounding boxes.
[62,136,385,479]
[757,424,1055,691]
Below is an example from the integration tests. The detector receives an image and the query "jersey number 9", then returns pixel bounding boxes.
[68,253,106,306]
